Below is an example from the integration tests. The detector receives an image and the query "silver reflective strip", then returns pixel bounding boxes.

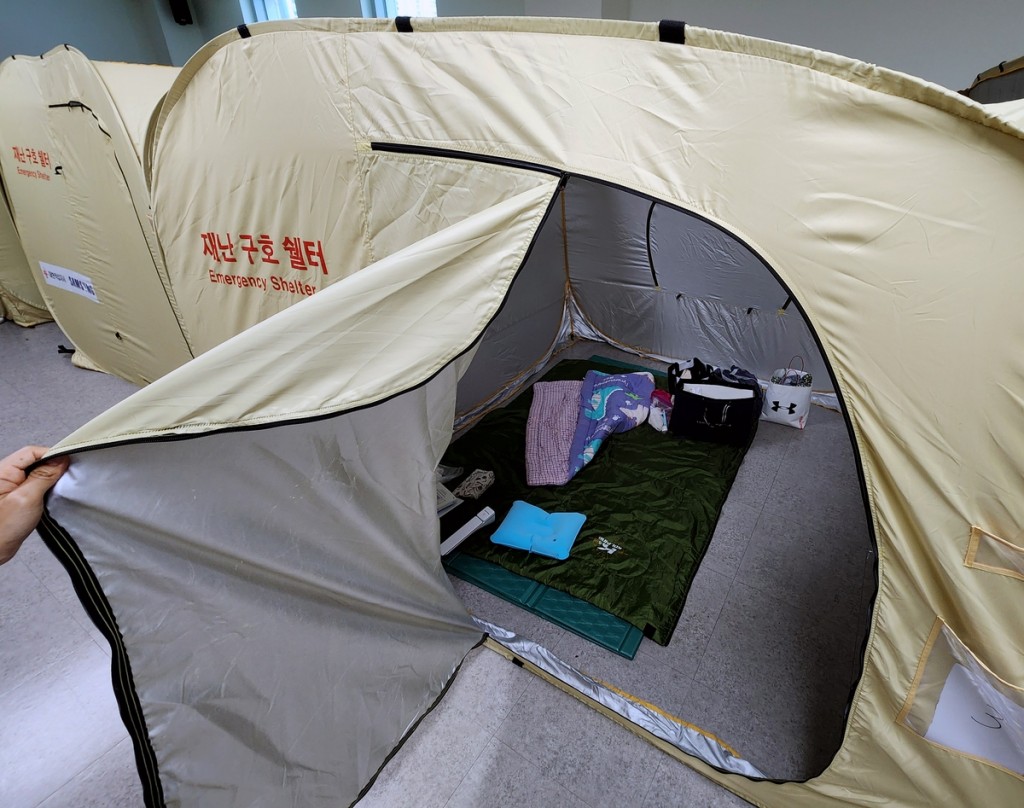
[475,617,767,780]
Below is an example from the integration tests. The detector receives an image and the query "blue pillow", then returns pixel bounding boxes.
[490,500,587,560]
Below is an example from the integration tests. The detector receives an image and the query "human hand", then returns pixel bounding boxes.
[0,446,70,564]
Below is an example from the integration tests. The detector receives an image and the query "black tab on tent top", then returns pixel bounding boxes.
[396,16,413,32]
[237,24,251,39]
[659,20,686,45]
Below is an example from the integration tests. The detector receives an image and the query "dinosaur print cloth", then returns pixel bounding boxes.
[567,370,655,481]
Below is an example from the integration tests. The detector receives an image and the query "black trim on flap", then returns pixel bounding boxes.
[37,510,166,808]
[396,16,413,32]
[237,24,251,39]
[659,20,686,45]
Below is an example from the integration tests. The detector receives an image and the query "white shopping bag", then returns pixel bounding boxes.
[761,358,812,429]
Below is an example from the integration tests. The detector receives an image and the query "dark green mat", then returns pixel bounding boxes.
[441,356,751,652]
[445,552,644,658]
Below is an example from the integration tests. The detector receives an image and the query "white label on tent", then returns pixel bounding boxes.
[924,662,1024,775]
[39,262,100,303]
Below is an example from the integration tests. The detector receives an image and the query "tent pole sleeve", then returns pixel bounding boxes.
[658,20,686,44]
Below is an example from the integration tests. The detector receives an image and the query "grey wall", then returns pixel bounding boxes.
[151,0,208,65]
[628,0,1024,91]
[295,0,363,16]
[147,0,247,67]
[437,1,524,16]
[190,0,246,41]
[439,0,1024,90]
[2,0,1023,88]
[0,0,171,64]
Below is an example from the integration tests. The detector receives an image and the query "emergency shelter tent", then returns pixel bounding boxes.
[964,54,1024,102]
[38,17,1024,808]
[0,174,49,325]
[0,46,193,384]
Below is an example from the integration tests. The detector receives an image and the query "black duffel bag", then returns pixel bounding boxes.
[667,358,762,447]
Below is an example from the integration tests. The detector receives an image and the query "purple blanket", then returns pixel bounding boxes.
[568,371,655,479]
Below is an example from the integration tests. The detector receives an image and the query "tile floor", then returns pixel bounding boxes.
[1,321,874,806]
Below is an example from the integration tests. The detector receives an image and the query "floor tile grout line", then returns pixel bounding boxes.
[440,654,557,808]
[437,733,497,808]
[28,736,109,808]
[637,755,669,808]
[34,733,130,808]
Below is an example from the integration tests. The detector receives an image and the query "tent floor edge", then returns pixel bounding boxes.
[480,636,772,799]
[352,632,487,806]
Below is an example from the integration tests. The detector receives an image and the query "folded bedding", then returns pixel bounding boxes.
[525,370,654,486]
[441,357,751,646]
[525,380,584,486]
[568,370,655,479]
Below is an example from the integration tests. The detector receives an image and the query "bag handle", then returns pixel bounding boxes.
[788,355,805,372]
[668,357,716,395]
[667,363,684,396]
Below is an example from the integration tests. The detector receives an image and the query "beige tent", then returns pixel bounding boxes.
[0,46,193,384]
[964,54,1024,102]
[0,173,49,325]
[39,17,1024,808]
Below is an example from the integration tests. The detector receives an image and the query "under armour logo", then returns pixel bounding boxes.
[596,537,622,555]
[771,401,797,414]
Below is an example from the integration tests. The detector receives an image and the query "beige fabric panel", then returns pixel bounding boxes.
[148,32,360,355]
[0,177,49,325]
[988,98,1024,126]
[149,16,1024,143]
[141,20,1024,806]
[151,48,554,354]
[359,150,555,262]
[93,60,178,163]
[0,47,192,384]
[52,180,558,453]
